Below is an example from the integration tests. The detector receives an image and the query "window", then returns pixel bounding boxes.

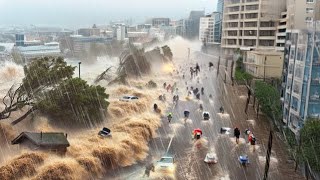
[307,0,314,3]
[306,8,314,13]
[305,17,313,22]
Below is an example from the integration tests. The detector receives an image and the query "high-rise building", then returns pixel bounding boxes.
[187,11,205,39]
[221,0,286,54]
[152,18,170,27]
[286,0,320,30]
[199,14,213,43]
[281,24,320,134]
[214,0,224,43]
[15,34,25,46]
[199,12,220,45]
[275,11,287,51]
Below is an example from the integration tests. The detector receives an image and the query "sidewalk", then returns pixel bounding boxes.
[222,79,305,179]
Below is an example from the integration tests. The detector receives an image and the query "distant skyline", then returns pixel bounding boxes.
[0,0,217,28]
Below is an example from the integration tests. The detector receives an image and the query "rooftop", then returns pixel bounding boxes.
[12,132,70,147]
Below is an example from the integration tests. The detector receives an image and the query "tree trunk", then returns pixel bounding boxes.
[11,107,37,125]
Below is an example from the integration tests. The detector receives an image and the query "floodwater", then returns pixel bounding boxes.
[0,36,303,180]
[0,37,198,179]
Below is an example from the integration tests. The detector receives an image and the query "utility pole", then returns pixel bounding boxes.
[230,61,234,86]
[217,56,220,76]
[264,56,267,82]
[224,59,227,83]
[78,62,81,78]
[263,131,273,180]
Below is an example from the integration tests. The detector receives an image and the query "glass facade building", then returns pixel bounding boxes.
[214,0,224,43]
[282,27,320,134]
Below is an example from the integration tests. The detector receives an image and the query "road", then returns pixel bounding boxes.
[107,50,304,180]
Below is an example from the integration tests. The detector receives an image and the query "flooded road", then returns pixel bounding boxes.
[0,37,304,180]
[107,49,304,180]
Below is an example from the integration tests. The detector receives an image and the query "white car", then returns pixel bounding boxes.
[119,95,139,102]
[204,153,217,164]
[156,156,175,172]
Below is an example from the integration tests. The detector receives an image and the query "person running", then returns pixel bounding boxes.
[196,63,200,73]
[163,82,167,89]
[166,84,171,92]
[249,133,256,151]
[143,162,155,177]
[209,62,214,70]
[153,103,158,111]
[167,113,173,123]
[234,127,241,144]
[190,67,194,78]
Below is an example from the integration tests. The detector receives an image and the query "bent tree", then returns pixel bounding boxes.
[0,57,109,126]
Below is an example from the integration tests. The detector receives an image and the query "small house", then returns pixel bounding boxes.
[11,132,70,155]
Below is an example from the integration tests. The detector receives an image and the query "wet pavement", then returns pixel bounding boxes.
[108,51,304,180]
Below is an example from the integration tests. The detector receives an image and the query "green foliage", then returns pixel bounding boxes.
[235,67,253,82]
[254,80,282,120]
[22,57,75,96]
[300,119,320,171]
[38,78,109,126]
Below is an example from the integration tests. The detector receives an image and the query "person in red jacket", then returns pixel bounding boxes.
[248,132,256,151]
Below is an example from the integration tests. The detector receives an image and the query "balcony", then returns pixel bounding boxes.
[277,25,287,29]
[276,32,286,37]
[226,3,241,8]
[224,27,239,31]
[225,19,240,23]
[259,27,277,30]
[225,11,240,15]
[241,36,257,39]
[276,46,285,51]
[276,39,286,43]
[259,36,276,40]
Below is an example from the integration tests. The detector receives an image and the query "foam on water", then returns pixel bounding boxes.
[0,37,195,179]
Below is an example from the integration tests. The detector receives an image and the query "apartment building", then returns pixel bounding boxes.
[214,0,224,43]
[152,18,170,27]
[221,0,286,54]
[286,0,320,30]
[275,12,287,51]
[281,26,320,134]
[199,13,218,44]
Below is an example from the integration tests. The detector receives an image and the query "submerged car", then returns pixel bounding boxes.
[220,127,231,134]
[156,156,175,172]
[98,127,111,137]
[203,111,210,120]
[119,95,139,102]
[204,153,217,164]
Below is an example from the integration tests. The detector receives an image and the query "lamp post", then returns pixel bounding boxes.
[78,62,81,78]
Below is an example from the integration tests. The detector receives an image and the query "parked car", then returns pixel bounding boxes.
[156,156,175,172]
[119,95,139,102]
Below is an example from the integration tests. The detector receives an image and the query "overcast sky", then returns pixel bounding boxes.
[0,0,217,28]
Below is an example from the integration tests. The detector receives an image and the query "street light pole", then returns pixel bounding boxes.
[264,56,267,82]
[78,62,81,78]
